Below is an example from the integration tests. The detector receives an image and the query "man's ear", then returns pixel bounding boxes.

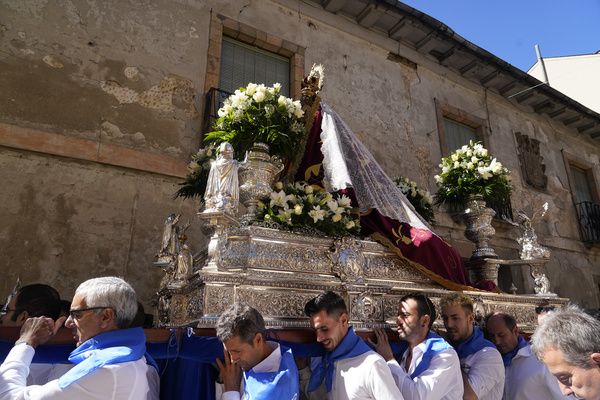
[253,332,263,347]
[100,308,117,328]
[591,352,600,367]
[16,311,29,325]
[467,312,475,325]
[421,314,430,329]
[339,312,349,327]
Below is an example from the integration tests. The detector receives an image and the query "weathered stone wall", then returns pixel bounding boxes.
[1,0,598,310]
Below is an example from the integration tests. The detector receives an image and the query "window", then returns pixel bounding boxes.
[220,37,290,96]
[443,118,478,153]
[435,99,488,156]
[435,99,511,219]
[563,150,600,243]
[202,14,305,133]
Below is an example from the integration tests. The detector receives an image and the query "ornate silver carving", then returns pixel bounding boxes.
[328,237,365,284]
[238,143,284,222]
[351,290,382,323]
[463,195,498,260]
[203,142,240,214]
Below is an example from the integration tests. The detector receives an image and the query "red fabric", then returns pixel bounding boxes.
[294,105,481,289]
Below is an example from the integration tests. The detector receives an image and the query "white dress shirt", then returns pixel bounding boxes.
[503,343,564,400]
[304,350,404,400]
[220,341,297,400]
[387,341,463,400]
[460,346,504,400]
[0,343,154,400]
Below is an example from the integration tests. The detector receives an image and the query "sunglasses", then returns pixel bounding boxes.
[68,306,111,320]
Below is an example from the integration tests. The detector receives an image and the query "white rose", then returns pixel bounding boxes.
[245,83,257,96]
[253,91,266,103]
[345,221,356,229]
[278,95,287,107]
[294,204,303,215]
[451,154,459,162]
[305,185,314,194]
[332,214,342,222]
[275,181,283,190]
[273,82,281,92]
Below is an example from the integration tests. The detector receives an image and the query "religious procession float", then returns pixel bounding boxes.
[154,65,566,334]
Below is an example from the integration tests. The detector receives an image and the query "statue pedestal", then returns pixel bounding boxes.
[154,225,567,333]
[493,258,556,296]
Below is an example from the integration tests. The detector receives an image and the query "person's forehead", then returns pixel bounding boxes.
[400,299,418,313]
[70,293,87,308]
[441,303,465,316]
[311,310,337,327]
[224,336,250,351]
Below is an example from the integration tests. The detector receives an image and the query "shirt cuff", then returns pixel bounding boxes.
[5,343,35,366]
[221,390,241,400]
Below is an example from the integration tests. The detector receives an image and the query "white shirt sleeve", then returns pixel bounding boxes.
[464,347,505,398]
[367,357,405,400]
[0,343,150,400]
[387,349,463,400]
[221,390,241,400]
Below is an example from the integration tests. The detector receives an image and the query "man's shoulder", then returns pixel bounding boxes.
[464,345,502,363]
[337,349,384,367]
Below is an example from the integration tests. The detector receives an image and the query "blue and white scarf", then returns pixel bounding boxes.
[308,327,372,392]
[502,335,528,367]
[453,327,496,360]
[409,331,453,379]
[243,345,299,400]
[58,327,155,389]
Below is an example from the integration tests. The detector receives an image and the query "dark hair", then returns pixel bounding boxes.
[13,284,61,321]
[535,300,556,315]
[401,293,436,329]
[304,291,347,319]
[216,303,266,345]
[484,312,517,331]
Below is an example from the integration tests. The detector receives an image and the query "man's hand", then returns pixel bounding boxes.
[215,347,242,393]
[16,316,67,349]
[367,328,395,361]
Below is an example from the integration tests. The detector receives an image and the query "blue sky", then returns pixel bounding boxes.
[400,0,600,72]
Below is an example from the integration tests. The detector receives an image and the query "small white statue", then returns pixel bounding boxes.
[204,142,239,214]
[157,213,180,263]
[175,233,194,282]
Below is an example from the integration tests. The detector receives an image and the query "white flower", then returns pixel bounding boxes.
[264,104,275,116]
[454,161,460,168]
[253,91,266,103]
[270,190,291,208]
[434,175,442,183]
[466,162,474,170]
[305,185,314,194]
[275,181,283,190]
[308,206,326,223]
[278,208,293,223]
[278,95,287,107]
[451,153,459,162]
[345,221,356,229]
[245,83,257,96]
[332,213,342,222]
[337,195,352,207]
[477,166,493,180]
[294,204,303,215]
[471,156,478,163]
[273,82,281,92]
[442,165,450,174]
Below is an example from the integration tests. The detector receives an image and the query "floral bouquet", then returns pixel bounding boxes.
[393,176,435,224]
[434,141,511,208]
[205,83,305,162]
[174,145,216,199]
[256,181,361,237]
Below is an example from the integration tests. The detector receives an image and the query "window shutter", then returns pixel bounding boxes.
[219,37,290,96]
[571,166,594,203]
[443,118,479,152]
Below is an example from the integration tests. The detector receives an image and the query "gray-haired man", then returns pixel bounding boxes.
[0,276,158,399]
[531,306,600,400]
[216,303,300,400]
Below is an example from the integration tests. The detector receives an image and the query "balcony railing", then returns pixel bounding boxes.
[575,201,600,243]
[202,87,232,134]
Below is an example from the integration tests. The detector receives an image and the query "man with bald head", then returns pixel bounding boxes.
[485,312,562,400]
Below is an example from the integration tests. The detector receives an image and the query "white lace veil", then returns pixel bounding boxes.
[319,102,431,231]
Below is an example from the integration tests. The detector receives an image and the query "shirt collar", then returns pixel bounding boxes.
[251,341,280,373]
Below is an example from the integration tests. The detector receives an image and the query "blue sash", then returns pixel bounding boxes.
[308,327,372,392]
[502,335,528,367]
[58,327,151,389]
[453,327,496,360]
[410,331,452,379]
[242,345,299,400]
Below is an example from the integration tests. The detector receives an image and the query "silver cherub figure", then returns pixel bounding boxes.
[203,142,239,214]
[514,202,550,260]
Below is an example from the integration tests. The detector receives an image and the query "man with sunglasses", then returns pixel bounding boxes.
[0,276,158,399]
[370,293,463,399]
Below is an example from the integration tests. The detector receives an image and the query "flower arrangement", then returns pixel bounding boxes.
[434,141,511,208]
[393,176,435,224]
[174,145,216,199]
[256,181,361,237]
[205,83,305,162]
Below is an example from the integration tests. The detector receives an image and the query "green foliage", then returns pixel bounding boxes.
[204,83,305,162]
[174,146,216,199]
[256,181,361,237]
[393,176,435,224]
[434,141,511,208]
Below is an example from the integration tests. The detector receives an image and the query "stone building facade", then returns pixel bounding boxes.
[1,0,599,310]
